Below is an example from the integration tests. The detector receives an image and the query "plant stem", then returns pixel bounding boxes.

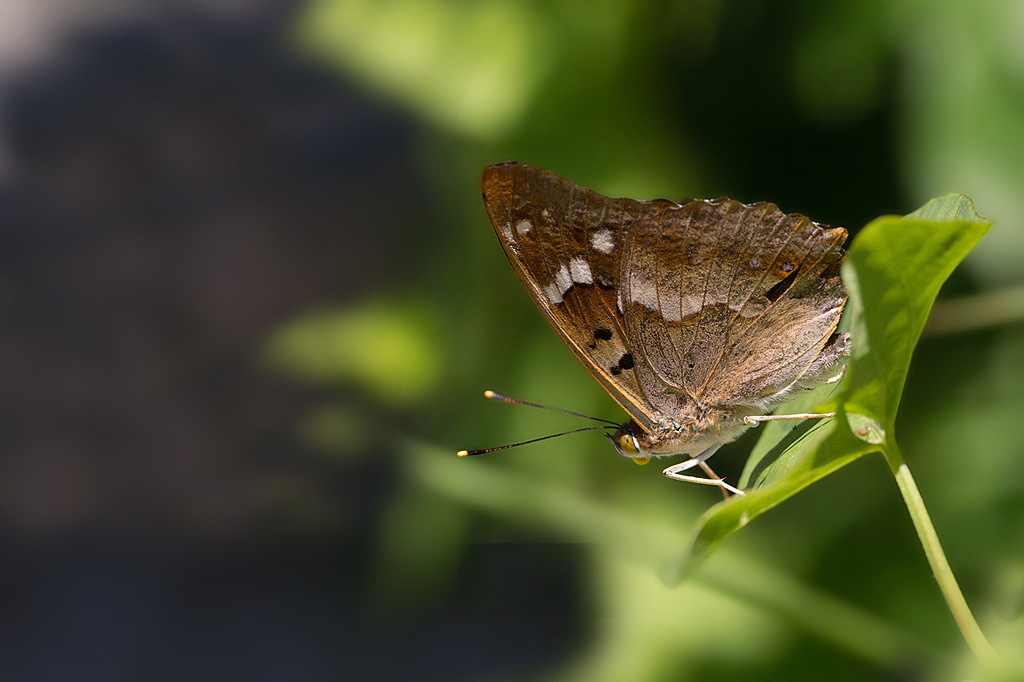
[884,442,999,666]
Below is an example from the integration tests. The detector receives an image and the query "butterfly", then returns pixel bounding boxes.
[474,162,849,494]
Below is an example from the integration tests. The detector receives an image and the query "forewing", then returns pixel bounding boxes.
[481,162,660,432]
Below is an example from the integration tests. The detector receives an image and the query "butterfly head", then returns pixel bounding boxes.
[607,421,652,465]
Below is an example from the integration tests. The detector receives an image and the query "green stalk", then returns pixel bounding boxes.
[883,441,999,666]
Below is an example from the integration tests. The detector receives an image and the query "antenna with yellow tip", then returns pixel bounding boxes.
[457,389,618,457]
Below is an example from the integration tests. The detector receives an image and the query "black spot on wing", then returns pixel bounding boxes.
[594,328,612,340]
[610,353,634,376]
[765,265,802,303]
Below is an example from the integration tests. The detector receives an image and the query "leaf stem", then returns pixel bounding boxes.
[884,443,999,666]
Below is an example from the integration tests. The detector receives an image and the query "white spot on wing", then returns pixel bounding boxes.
[555,263,573,295]
[502,224,514,243]
[591,228,615,254]
[626,277,734,321]
[680,294,703,318]
[515,219,532,235]
[541,209,551,219]
[630,275,659,310]
[662,294,681,322]
[543,283,563,304]
[569,257,593,284]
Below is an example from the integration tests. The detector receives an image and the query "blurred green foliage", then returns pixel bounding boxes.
[262,298,442,406]
[296,0,551,139]
[285,0,1024,679]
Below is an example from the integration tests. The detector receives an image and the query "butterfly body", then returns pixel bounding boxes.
[611,403,756,457]
[480,162,849,487]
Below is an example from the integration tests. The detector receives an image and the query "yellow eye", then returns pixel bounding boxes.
[619,433,639,455]
[633,456,650,466]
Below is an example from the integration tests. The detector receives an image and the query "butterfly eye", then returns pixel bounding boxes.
[632,456,650,466]
[619,433,640,455]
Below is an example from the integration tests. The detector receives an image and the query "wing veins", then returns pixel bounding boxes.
[699,224,843,400]
[681,204,724,375]
[695,215,808,399]
[651,210,685,391]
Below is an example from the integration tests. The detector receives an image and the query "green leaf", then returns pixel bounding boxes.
[842,194,990,427]
[738,373,847,489]
[664,194,991,583]
[665,413,875,583]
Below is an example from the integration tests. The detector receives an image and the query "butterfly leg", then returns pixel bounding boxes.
[662,446,744,496]
[663,463,744,496]
[743,412,835,425]
[699,461,733,500]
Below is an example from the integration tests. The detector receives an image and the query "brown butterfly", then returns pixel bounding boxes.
[469,162,849,495]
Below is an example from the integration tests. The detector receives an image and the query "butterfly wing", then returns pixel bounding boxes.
[619,197,847,411]
[483,162,848,433]
[699,222,847,408]
[481,162,662,432]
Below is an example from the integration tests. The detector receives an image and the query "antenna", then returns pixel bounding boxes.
[480,390,619,426]
[457,390,619,457]
[457,425,614,457]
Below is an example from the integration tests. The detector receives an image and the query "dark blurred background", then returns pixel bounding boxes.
[0,1,1022,680]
